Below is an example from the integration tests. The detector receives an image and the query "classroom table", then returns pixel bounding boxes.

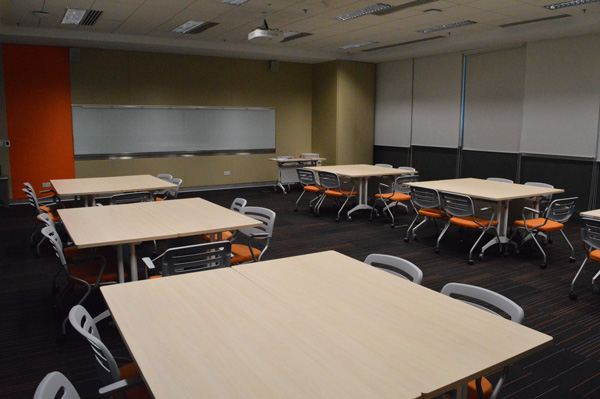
[57,198,261,282]
[581,209,600,219]
[306,164,416,219]
[407,178,563,253]
[101,250,552,399]
[269,157,325,194]
[51,174,177,206]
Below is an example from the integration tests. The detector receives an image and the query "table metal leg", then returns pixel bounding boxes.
[130,243,138,281]
[481,200,509,254]
[117,245,125,284]
[347,177,373,217]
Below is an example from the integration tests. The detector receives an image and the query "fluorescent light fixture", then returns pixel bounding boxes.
[172,20,205,33]
[373,0,439,16]
[338,41,378,50]
[222,0,249,5]
[417,20,476,34]
[281,31,313,42]
[544,0,600,9]
[335,3,391,21]
[61,8,86,25]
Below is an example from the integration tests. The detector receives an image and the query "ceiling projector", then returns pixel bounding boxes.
[248,19,284,42]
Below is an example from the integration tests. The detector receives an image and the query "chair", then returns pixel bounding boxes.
[404,186,446,243]
[374,163,393,168]
[110,191,152,205]
[524,181,554,212]
[34,371,80,399]
[142,241,231,277]
[437,192,500,264]
[441,283,524,399]
[231,206,276,264]
[570,217,600,300]
[69,305,149,399]
[364,254,423,284]
[487,177,513,183]
[201,198,247,242]
[370,174,419,228]
[510,197,577,269]
[154,177,182,201]
[156,173,173,182]
[315,171,358,222]
[22,182,63,251]
[294,168,322,212]
[41,225,121,335]
[397,166,416,172]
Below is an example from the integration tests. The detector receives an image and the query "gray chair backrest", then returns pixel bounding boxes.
[69,305,121,386]
[160,241,232,276]
[156,173,173,182]
[41,225,67,267]
[239,206,276,239]
[397,166,416,172]
[441,282,524,324]
[23,183,41,211]
[317,171,341,191]
[393,174,419,194]
[297,169,318,186]
[581,217,600,250]
[110,191,152,205]
[439,192,475,218]
[168,178,183,198]
[545,197,577,223]
[34,371,80,399]
[524,181,554,203]
[364,254,423,285]
[230,197,247,213]
[410,186,440,210]
[487,177,514,184]
[374,163,393,168]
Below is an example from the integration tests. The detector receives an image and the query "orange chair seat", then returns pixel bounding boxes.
[590,249,600,262]
[303,185,322,193]
[450,216,498,229]
[37,212,60,223]
[375,193,411,202]
[467,377,493,399]
[119,362,152,399]
[231,243,262,264]
[324,189,357,197]
[69,260,123,284]
[418,208,445,218]
[513,218,564,232]
[200,231,234,242]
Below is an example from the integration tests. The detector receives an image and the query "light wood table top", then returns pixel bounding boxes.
[51,174,176,197]
[101,251,552,399]
[306,164,416,178]
[581,209,600,219]
[407,178,563,201]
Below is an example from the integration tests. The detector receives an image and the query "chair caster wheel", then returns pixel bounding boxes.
[390,224,395,229]
[434,247,440,254]
[593,284,600,294]
[335,218,340,223]
[369,218,373,222]
[570,257,576,263]
[413,235,418,240]
[540,263,547,269]
[294,209,298,212]
[404,237,409,243]
[468,259,474,265]
[569,291,578,300]
[478,254,484,261]
[347,216,352,221]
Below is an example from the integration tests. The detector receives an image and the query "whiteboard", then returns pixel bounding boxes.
[72,105,276,155]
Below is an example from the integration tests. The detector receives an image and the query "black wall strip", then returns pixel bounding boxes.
[461,150,519,182]
[411,146,458,181]
[373,145,410,167]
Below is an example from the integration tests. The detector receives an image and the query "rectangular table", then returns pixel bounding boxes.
[306,164,416,218]
[101,250,552,399]
[408,178,563,252]
[51,174,177,206]
[269,157,325,194]
[58,198,262,282]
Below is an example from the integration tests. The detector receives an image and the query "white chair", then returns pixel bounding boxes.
[69,305,149,398]
[397,166,416,172]
[364,254,423,284]
[487,177,513,183]
[295,169,323,212]
[524,181,554,211]
[34,371,80,399]
[441,283,524,399]
[374,163,393,168]
[315,171,358,222]
[23,182,63,252]
[570,217,600,300]
[143,241,231,277]
[404,186,446,243]
[156,173,173,182]
[155,178,182,201]
[201,198,247,242]
[231,206,276,263]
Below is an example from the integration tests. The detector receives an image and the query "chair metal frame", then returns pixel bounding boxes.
[109,191,153,205]
[404,186,445,243]
[314,171,357,222]
[441,282,524,399]
[570,217,600,300]
[294,168,323,212]
[509,197,577,269]
[231,206,276,263]
[370,174,419,228]
[364,254,423,284]
[437,192,501,264]
[143,240,232,277]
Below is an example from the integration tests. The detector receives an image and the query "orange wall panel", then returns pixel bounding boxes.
[2,44,75,199]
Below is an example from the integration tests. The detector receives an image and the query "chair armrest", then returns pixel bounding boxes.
[142,257,156,270]
[523,206,539,215]
[93,309,112,324]
[99,375,144,396]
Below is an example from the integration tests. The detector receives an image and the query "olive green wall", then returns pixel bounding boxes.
[70,49,314,187]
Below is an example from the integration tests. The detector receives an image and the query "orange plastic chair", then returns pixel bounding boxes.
[294,168,323,212]
[370,174,419,228]
[404,186,446,242]
[314,171,358,222]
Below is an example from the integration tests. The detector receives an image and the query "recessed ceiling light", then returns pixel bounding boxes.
[172,20,205,33]
[222,0,249,5]
[32,11,50,18]
[417,20,476,34]
[61,8,86,25]
[335,4,391,21]
[338,41,378,50]
[544,0,600,9]
[374,0,439,16]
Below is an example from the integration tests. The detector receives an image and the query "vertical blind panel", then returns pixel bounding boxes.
[463,47,526,153]
[374,59,413,147]
[411,53,463,148]
[72,106,276,155]
[520,34,600,159]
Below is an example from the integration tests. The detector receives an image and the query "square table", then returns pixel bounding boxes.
[407,178,563,253]
[101,250,552,399]
[58,198,262,282]
[581,209,600,219]
[306,164,416,219]
[51,174,177,206]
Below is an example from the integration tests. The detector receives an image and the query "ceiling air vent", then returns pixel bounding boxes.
[499,14,570,28]
[187,22,219,34]
[362,35,444,52]
[80,10,102,26]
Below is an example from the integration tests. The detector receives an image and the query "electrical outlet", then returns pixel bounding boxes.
[224,171,231,176]
[4,141,10,147]
[42,182,51,188]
